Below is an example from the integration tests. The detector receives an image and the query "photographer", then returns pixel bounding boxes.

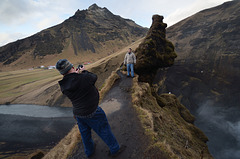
[56,59,125,158]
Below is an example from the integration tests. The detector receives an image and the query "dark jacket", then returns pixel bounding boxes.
[58,71,99,116]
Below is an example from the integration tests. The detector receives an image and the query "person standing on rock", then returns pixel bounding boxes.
[124,48,136,78]
[56,59,125,158]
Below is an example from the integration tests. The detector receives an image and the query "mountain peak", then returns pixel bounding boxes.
[88,3,101,10]
[73,4,102,16]
[0,3,148,68]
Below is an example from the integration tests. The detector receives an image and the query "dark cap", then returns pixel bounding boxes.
[56,59,73,75]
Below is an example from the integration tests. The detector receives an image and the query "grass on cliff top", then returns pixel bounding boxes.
[131,75,213,159]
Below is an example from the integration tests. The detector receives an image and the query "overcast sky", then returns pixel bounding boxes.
[0,0,231,47]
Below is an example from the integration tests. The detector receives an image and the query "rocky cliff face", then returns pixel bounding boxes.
[158,0,240,110]
[131,14,212,159]
[134,15,177,83]
[0,4,147,69]
[155,1,240,158]
[167,0,240,63]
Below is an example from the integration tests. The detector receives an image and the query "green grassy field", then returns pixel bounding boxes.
[0,69,61,104]
[0,38,143,106]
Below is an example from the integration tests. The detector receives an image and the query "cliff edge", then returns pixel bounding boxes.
[131,15,213,158]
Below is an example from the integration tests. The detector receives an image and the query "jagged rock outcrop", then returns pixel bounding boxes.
[0,4,147,69]
[129,14,212,159]
[134,15,177,83]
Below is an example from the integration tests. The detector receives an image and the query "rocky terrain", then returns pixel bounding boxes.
[132,14,212,159]
[0,38,143,159]
[155,1,240,158]
[2,1,238,158]
[0,39,143,107]
[0,4,147,70]
[42,14,213,159]
[134,15,177,83]
[158,0,240,111]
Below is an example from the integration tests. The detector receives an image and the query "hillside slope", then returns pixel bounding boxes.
[163,0,240,111]
[131,14,212,159]
[44,14,212,159]
[157,1,240,158]
[167,0,240,68]
[0,38,143,106]
[0,4,147,70]
[4,13,214,159]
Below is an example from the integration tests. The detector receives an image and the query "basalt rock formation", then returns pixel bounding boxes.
[134,15,177,83]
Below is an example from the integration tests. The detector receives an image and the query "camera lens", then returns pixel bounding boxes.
[77,65,83,69]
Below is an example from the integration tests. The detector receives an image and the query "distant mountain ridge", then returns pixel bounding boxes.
[0,4,147,69]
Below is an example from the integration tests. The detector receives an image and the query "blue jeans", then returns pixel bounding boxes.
[76,106,120,157]
[127,63,134,77]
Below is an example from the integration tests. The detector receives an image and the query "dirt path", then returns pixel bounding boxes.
[68,71,149,159]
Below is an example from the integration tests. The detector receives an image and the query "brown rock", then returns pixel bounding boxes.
[134,15,177,83]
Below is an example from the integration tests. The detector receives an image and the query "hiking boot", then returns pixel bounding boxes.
[108,145,126,157]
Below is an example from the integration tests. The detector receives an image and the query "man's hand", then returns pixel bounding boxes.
[80,65,85,72]
[76,65,85,73]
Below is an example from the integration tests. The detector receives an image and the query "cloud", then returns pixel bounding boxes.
[165,0,231,26]
[36,15,64,30]
[97,0,193,27]
[0,0,231,46]
[0,0,80,27]
[0,32,27,46]
[96,0,229,27]
[0,0,37,25]
[0,0,80,46]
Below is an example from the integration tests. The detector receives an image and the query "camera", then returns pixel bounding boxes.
[77,65,83,70]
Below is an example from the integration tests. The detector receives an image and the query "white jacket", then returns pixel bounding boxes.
[124,52,136,64]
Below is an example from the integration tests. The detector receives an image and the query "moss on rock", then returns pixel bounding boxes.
[131,75,213,159]
[134,15,177,83]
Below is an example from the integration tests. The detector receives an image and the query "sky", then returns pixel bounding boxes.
[0,0,231,47]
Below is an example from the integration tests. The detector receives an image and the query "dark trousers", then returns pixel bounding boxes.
[76,106,119,157]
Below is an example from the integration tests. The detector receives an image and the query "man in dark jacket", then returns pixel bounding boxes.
[56,59,125,158]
